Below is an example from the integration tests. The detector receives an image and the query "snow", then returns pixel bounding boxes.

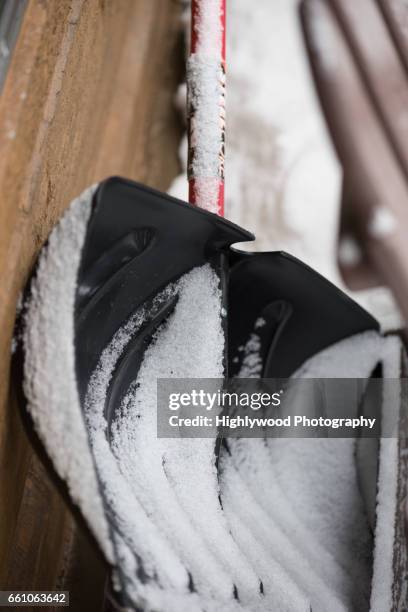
[187,56,224,211]
[23,185,114,563]
[370,338,401,612]
[338,235,363,267]
[236,328,263,379]
[368,206,398,239]
[107,265,263,606]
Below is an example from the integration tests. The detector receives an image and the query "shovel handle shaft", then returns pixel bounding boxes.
[188,0,226,216]
[191,0,226,63]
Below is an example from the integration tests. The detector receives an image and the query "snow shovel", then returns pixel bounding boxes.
[23,0,379,609]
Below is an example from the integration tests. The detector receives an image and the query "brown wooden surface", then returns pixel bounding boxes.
[0,1,183,610]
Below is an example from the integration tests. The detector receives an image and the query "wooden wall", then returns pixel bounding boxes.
[0,1,183,609]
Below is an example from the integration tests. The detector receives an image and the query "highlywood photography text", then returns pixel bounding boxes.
[165,388,377,431]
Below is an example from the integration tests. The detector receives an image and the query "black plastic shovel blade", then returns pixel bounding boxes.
[75,177,253,415]
[24,175,380,610]
[76,177,379,412]
[228,250,379,378]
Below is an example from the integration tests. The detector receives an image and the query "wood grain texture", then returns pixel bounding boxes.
[0,0,183,609]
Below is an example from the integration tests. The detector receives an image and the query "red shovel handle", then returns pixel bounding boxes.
[191,0,226,64]
[188,0,226,216]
